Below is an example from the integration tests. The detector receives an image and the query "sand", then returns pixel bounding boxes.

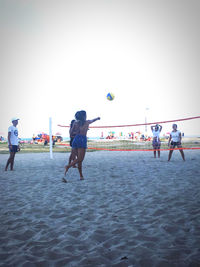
[0,150,200,267]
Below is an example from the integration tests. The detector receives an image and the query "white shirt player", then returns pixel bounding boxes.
[8,125,19,145]
[171,130,181,142]
[152,129,160,142]
[152,130,160,138]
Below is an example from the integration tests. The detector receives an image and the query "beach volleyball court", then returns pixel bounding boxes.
[0,150,200,266]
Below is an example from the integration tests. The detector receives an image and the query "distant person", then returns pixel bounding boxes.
[32,134,36,142]
[52,137,56,147]
[168,124,185,161]
[5,118,20,171]
[151,124,162,158]
[44,139,48,146]
[63,111,100,181]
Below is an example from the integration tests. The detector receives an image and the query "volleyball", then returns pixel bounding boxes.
[107,92,115,101]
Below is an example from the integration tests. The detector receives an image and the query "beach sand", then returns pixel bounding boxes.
[0,150,200,267]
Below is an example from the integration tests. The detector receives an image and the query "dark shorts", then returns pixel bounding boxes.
[152,139,161,149]
[171,141,181,148]
[9,145,18,153]
[72,135,87,149]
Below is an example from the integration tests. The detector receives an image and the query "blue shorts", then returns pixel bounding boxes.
[152,139,161,149]
[72,135,87,149]
[9,145,18,153]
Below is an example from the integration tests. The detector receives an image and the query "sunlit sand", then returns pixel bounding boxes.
[0,150,200,266]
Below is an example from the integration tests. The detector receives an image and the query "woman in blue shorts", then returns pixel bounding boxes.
[63,111,100,180]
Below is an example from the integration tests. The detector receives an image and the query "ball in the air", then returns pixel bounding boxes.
[107,93,115,101]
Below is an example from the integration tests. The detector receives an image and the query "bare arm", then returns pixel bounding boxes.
[88,117,100,125]
[168,134,172,146]
[159,125,162,132]
[8,132,12,147]
[69,123,75,136]
[151,126,154,131]
[179,132,182,143]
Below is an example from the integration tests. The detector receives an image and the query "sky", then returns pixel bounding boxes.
[0,0,200,138]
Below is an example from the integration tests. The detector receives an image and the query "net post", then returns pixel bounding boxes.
[145,107,149,134]
[49,117,53,159]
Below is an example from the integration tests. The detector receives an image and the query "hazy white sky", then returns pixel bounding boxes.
[0,0,199,137]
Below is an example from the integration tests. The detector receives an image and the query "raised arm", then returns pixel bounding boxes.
[159,125,162,132]
[88,117,100,125]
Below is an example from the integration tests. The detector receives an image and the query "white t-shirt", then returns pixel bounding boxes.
[171,130,181,142]
[8,125,19,145]
[152,130,160,139]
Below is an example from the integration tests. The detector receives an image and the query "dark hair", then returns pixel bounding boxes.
[75,110,86,126]
[70,120,75,129]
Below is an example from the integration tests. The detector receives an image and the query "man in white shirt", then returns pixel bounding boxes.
[5,117,20,171]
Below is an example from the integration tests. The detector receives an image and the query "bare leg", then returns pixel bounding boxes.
[64,165,70,176]
[10,152,16,170]
[178,146,185,161]
[68,148,78,167]
[5,152,15,171]
[65,148,86,179]
[73,149,78,168]
[77,148,86,179]
[5,156,11,171]
[65,158,78,175]
[78,161,83,179]
[158,148,160,158]
[68,152,73,165]
[168,148,173,161]
[153,150,156,158]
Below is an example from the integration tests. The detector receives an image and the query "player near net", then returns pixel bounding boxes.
[168,124,185,161]
[151,124,162,158]
[63,110,100,181]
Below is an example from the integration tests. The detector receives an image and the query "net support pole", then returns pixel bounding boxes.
[145,107,149,134]
[145,116,147,133]
[49,117,53,159]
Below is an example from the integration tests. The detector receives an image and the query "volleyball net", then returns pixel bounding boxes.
[58,116,200,151]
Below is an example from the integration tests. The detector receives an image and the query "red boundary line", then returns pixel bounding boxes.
[58,115,200,129]
[87,147,200,151]
[57,144,200,152]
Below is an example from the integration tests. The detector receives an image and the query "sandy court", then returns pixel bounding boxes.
[0,150,200,267]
